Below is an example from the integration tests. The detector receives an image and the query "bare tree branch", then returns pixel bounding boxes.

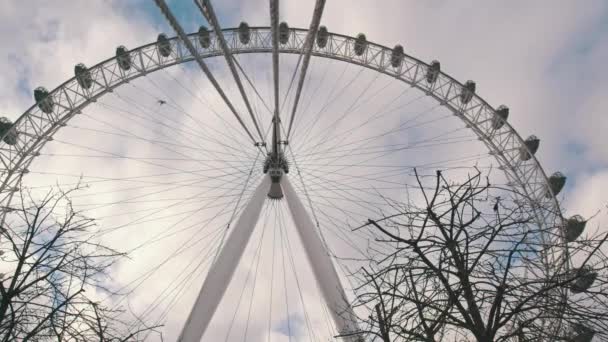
[344,169,608,342]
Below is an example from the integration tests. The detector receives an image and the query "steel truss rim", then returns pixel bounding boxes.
[0,26,564,261]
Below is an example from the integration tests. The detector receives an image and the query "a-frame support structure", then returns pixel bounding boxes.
[177,176,359,341]
[153,0,358,340]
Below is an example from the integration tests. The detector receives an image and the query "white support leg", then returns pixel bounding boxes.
[177,176,270,342]
[283,176,360,339]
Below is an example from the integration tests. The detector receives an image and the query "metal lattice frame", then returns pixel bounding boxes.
[0,27,564,262]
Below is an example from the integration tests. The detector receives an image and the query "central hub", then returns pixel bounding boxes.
[263,151,289,199]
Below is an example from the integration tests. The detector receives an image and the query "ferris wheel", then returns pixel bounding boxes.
[0,0,592,341]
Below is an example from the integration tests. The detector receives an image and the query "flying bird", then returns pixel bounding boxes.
[157,100,166,105]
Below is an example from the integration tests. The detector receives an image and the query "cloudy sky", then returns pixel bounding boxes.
[1,1,607,341]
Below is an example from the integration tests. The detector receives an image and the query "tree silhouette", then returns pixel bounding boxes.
[0,182,159,341]
[346,169,608,342]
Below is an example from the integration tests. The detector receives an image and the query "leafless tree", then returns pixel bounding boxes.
[345,169,608,342]
[0,182,160,341]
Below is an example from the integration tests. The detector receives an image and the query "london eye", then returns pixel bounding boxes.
[0,1,593,341]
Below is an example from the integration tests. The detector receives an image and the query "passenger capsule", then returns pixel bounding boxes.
[564,215,586,242]
[354,33,367,56]
[460,80,476,104]
[568,324,595,342]
[569,266,597,293]
[545,172,566,198]
[279,22,289,44]
[391,44,404,68]
[157,34,172,58]
[74,63,93,89]
[0,117,18,146]
[426,60,440,84]
[198,26,210,48]
[116,46,132,71]
[492,105,509,130]
[317,25,329,48]
[34,87,54,114]
[519,135,540,161]
[238,22,250,45]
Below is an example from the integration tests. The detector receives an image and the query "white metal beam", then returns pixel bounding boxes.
[153,0,259,145]
[177,176,270,342]
[269,0,281,157]
[283,176,360,339]
[286,0,326,139]
[193,0,266,144]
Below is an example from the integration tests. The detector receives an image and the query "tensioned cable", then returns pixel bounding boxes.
[125,195,254,255]
[89,101,247,158]
[278,49,303,117]
[293,110,454,170]
[222,201,273,342]
[26,168,254,198]
[134,232,230,338]
[300,68,383,154]
[283,132,350,265]
[288,57,350,143]
[266,199,278,342]
[156,67,254,146]
[106,84,255,163]
[89,170,251,237]
[285,146,321,230]
[51,139,249,180]
[91,190,251,235]
[286,146,385,302]
[293,63,363,147]
[211,152,261,264]
[110,229,227,329]
[292,86,431,162]
[299,132,475,158]
[286,0,326,140]
[270,0,280,126]
[294,87,424,157]
[290,167,512,255]
[60,189,249,213]
[153,0,262,149]
[130,225,226,334]
[104,178,257,316]
[289,56,330,137]
[243,56,268,136]
[284,193,375,258]
[279,209,293,342]
[299,97,455,163]
[295,106,451,162]
[280,115,377,251]
[288,65,444,167]
[79,110,253,180]
[295,132,480,188]
[277,204,318,342]
[148,202,278,332]
[280,117,391,256]
[56,121,251,167]
[57,169,250,217]
[192,0,267,147]
[296,162,497,208]
[232,55,273,118]
[297,153,493,173]
[241,201,273,342]
[297,135,479,166]
[77,172,247,212]
[288,164,422,238]
[114,82,249,154]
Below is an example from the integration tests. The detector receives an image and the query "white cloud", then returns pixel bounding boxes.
[1,1,607,341]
